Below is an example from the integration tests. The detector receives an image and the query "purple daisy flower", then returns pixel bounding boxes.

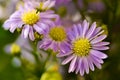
[23,0,55,11]
[57,20,109,76]
[3,4,58,41]
[39,22,69,52]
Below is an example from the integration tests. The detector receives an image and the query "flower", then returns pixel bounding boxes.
[23,0,55,11]
[57,20,109,76]
[39,22,69,52]
[3,2,58,41]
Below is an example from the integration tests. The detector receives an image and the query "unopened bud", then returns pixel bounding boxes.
[10,43,21,56]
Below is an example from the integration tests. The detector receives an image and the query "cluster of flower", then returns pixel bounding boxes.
[3,0,109,76]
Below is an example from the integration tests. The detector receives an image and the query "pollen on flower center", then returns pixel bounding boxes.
[49,27,66,41]
[21,10,39,25]
[73,38,91,56]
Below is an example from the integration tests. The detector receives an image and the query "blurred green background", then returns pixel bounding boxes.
[0,22,24,80]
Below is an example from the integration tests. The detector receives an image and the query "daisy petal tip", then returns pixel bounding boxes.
[83,20,87,23]
[56,54,62,57]
[56,54,59,57]
[91,68,95,71]
[106,42,110,45]
[104,54,108,59]
[93,22,96,24]
[98,66,102,69]
[86,70,89,74]
[80,73,84,76]
[61,62,65,65]
[106,47,110,50]
[68,71,71,73]
[75,71,79,74]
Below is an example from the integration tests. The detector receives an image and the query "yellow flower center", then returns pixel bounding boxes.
[49,27,66,41]
[10,43,21,54]
[73,38,91,56]
[21,10,39,25]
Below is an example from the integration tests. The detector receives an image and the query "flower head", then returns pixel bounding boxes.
[23,0,55,11]
[3,4,58,41]
[57,20,109,76]
[49,27,66,41]
[21,10,39,25]
[39,22,69,52]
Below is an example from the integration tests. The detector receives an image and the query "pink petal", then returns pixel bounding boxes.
[89,30,104,41]
[22,25,30,38]
[93,27,102,35]
[52,42,58,52]
[79,57,85,76]
[37,22,48,30]
[9,24,17,33]
[42,0,51,9]
[75,57,81,74]
[47,1,55,9]
[92,46,109,50]
[33,24,44,34]
[90,56,102,69]
[82,20,89,37]
[41,19,55,26]
[3,20,11,30]
[87,56,95,71]
[57,51,72,57]
[91,54,104,64]
[10,11,21,19]
[73,24,79,37]
[86,22,96,39]
[68,31,75,41]
[59,42,71,53]
[40,13,58,19]
[29,27,35,41]
[83,57,89,74]
[77,23,83,37]
[91,35,107,44]
[92,42,110,47]
[90,49,108,59]
[68,56,77,73]
[62,55,75,65]
[39,39,52,50]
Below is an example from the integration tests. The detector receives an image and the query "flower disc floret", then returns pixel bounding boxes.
[73,38,91,56]
[21,10,39,25]
[49,27,66,41]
